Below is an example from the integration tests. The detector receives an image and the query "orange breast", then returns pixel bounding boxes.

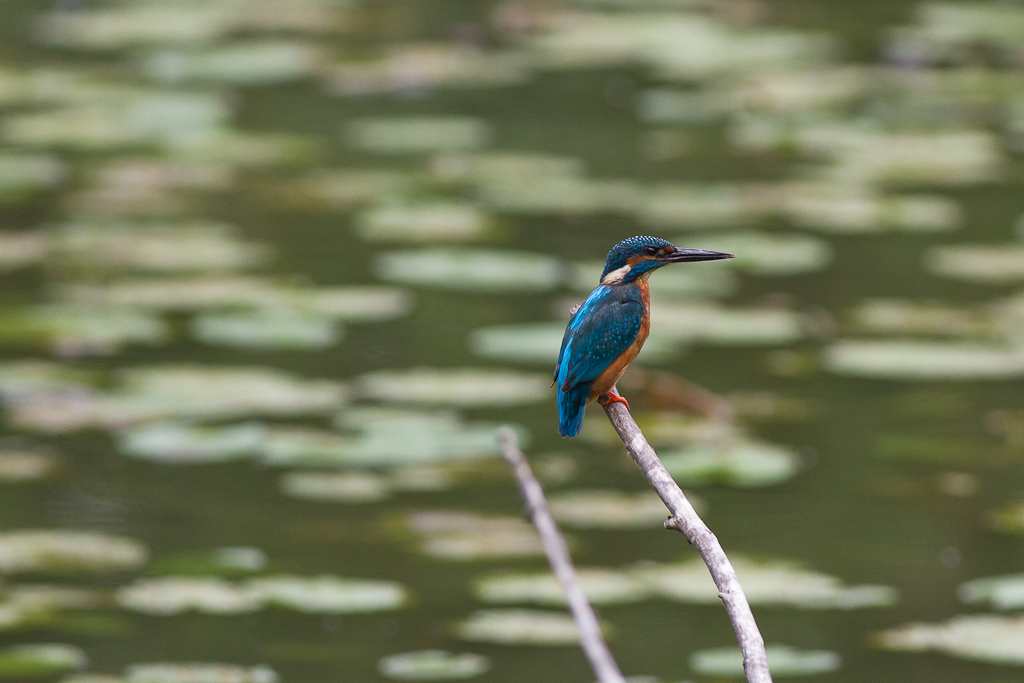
[588,277,651,401]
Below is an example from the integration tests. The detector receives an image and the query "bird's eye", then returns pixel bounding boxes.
[645,246,658,256]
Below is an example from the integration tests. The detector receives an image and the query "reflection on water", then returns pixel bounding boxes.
[2,0,1024,681]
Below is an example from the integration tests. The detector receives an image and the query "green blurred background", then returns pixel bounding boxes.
[2,1,1024,681]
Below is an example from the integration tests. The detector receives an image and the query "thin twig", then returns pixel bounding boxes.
[599,395,773,683]
[497,428,627,683]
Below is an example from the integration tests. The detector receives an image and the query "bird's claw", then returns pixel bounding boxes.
[601,390,630,410]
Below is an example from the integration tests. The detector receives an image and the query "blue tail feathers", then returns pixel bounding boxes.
[558,383,590,438]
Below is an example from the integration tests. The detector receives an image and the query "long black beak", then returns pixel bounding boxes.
[663,248,735,263]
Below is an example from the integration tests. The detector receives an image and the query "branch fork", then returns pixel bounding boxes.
[498,396,773,683]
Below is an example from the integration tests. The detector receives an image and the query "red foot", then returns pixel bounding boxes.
[601,389,630,410]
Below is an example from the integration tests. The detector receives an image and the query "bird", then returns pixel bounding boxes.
[554,235,734,438]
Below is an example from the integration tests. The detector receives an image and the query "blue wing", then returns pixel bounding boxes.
[555,285,644,394]
[554,285,643,437]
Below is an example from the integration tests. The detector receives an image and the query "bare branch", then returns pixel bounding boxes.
[497,428,627,683]
[598,395,773,683]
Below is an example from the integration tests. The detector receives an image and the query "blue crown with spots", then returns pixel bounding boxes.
[601,236,674,279]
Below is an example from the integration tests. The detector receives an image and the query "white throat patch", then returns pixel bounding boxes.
[600,264,631,285]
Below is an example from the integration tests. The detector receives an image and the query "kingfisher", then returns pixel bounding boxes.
[554,236,734,438]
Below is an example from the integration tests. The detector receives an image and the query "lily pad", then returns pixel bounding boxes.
[732,65,866,112]
[279,471,390,503]
[137,416,499,470]
[356,203,488,242]
[405,512,545,561]
[633,556,897,609]
[123,663,279,683]
[689,231,832,276]
[259,428,351,466]
[3,93,230,151]
[163,130,317,168]
[825,340,1024,379]
[64,184,191,218]
[531,12,828,78]
[89,157,232,192]
[547,490,671,528]
[638,184,745,228]
[264,410,508,466]
[0,232,48,269]
[0,305,168,355]
[958,574,1024,610]
[102,365,345,423]
[778,183,960,233]
[5,599,97,638]
[57,277,277,310]
[6,585,104,611]
[117,575,406,615]
[988,501,1024,534]
[12,67,141,108]
[58,276,411,321]
[0,531,148,574]
[0,643,86,678]
[0,361,98,399]
[652,303,806,346]
[145,42,325,85]
[456,609,582,645]
[927,245,1024,284]
[626,413,738,447]
[0,603,26,631]
[192,311,341,350]
[468,323,574,364]
[639,89,726,124]
[431,152,583,185]
[889,13,1022,68]
[356,368,549,407]
[691,644,840,677]
[36,6,231,48]
[379,650,489,681]
[248,575,406,613]
[478,176,636,215]
[2,396,95,435]
[388,465,455,492]
[659,440,801,487]
[475,569,647,606]
[875,131,1002,184]
[120,422,265,464]
[376,249,561,292]
[329,45,529,96]
[0,154,65,198]
[345,117,490,154]
[54,221,267,273]
[884,195,963,232]
[810,128,1002,185]
[849,299,990,337]
[0,368,104,434]
[116,577,261,615]
[286,169,415,210]
[0,450,57,482]
[877,614,1024,665]
[290,287,413,322]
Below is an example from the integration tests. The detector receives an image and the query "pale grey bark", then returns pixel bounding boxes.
[497,428,627,683]
[598,395,773,683]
